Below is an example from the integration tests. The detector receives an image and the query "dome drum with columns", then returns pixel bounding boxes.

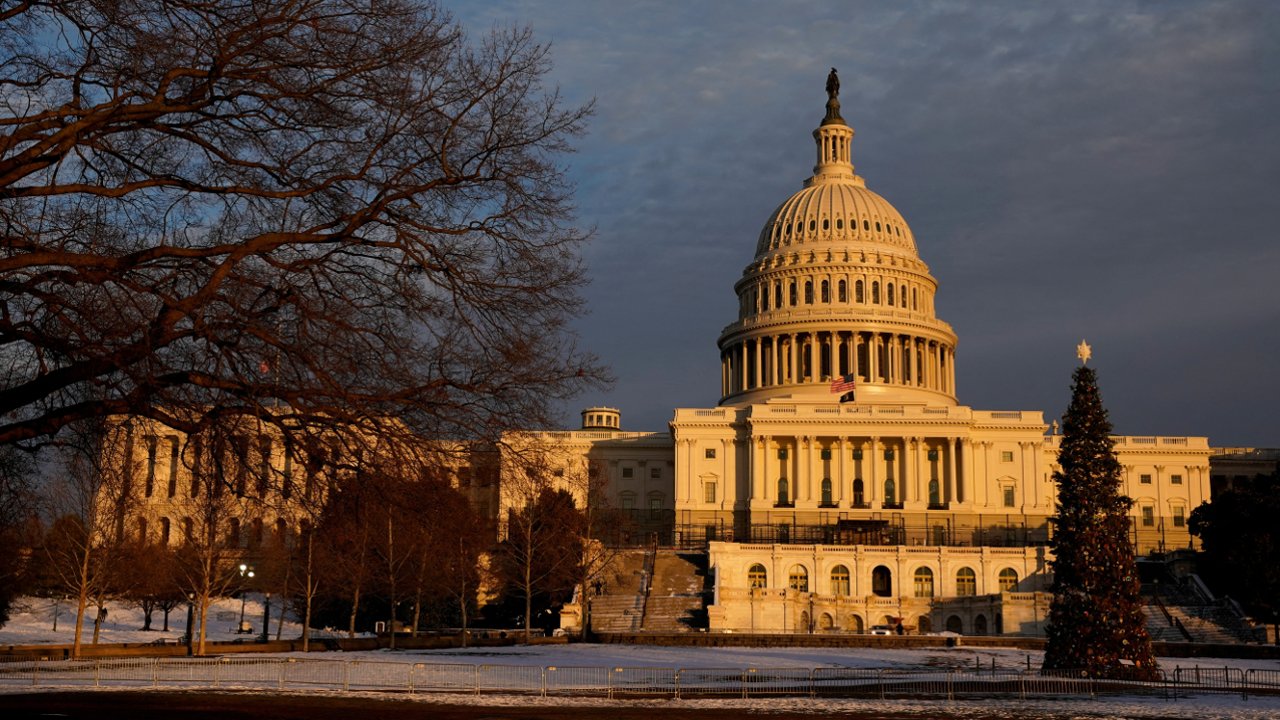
[719,84,958,407]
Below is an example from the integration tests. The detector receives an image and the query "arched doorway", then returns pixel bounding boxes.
[946,615,963,634]
[872,566,892,597]
[848,614,865,633]
[974,614,988,635]
[820,613,835,632]
[917,615,932,634]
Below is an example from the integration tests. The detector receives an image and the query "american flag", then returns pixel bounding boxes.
[829,373,857,395]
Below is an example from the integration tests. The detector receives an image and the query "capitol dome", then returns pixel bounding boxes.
[718,74,959,407]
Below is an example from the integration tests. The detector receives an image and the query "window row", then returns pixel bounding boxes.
[747,277,923,315]
[747,563,1020,597]
[128,515,302,549]
[769,216,906,243]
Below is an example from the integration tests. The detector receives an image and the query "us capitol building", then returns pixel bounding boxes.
[506,73,1211,636]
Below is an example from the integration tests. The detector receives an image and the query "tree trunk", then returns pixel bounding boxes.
[141,600,154,631]
[197,594,210,655]
[301,534,315,653]
[91,600,105,644]
[162,607,171,632]
[348,584,361,639]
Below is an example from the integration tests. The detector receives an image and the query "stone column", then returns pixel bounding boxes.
[948,438,959,505]
[783,333,793,384]
[753,338,762,389]
[837,437,847,505]
[959,438,973,505]
[801,436,813,503]
[868,437,879,506]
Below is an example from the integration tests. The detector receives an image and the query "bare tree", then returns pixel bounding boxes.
[40,419,136,656]
[496,458,586,642]
[172,433,253,655]
[0,0,605,458]
[0,444,36,627]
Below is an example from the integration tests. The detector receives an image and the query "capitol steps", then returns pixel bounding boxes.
[639,551,709,633]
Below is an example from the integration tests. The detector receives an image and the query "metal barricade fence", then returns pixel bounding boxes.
[1245,668,1280,694]
[608,666,676,698]
[212,656,283,688]
[410,662,476,694]
[878,670,953,700]
[544,666,610,697]
[1172,666,1244,695]
[34,658,97,687]
[344,660,411,692]
[477,663,543,695]
[3,657,1271,701]
[673,667,746,698]
[811,667,881,697]
[94,657,157,687]
[281,657,344,689]
[741,667,812,697]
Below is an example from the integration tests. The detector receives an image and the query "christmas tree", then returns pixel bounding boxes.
[1042,345,1156,678]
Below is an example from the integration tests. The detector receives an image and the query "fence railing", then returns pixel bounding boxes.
[1,656,1278,701]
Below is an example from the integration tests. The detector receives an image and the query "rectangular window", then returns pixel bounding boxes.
[553,467,564,477]
[1140,474,1152,484]
[1000,451,1014,462]
[144,436,158,497]
[703,482,716,504]
[650,467,660,479]
[1141,506,1155,526]
[1002,486,1015,508]
[1170,474,1183,485]
[622,467,634,479]
[167,437,179,498]
[1173,506,1186,527]
[704,448,716,459]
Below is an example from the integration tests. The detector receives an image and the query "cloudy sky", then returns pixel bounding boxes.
[457,1,1280,447]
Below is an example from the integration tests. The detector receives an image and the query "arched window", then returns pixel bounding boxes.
[872,281,880,304]
[852,478,864,506]
[137,517,148,543]
[901,290,908,308]
[748,564,768,589]
[819,612,834,631]
[848,614,865,633]
[159,517,171,545]
[998,568,1019,592]
[804,281,813,304]
[789,282,797,306]
[182,517,193,543]
[914,567,934,597]
[831,565,851,596]
[775,284,782,308]
[872,566,892,597]
[788,565,809,592]
[887,283,895,306]
[912,287,918,310]
[855,280,864,303]
[884,478,896,506]
[956,567,977,596]
[820,478,833,505]
[974,614,988,635]
[838,279,847,303]
[820,280,829,303]
[777,477,790,505]
[761,286,769,311]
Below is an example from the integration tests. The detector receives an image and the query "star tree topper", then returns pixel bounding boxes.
[1076,339,1092,365]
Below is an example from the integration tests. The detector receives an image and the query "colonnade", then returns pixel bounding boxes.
[720,331,955,398]
[743,434,972,511]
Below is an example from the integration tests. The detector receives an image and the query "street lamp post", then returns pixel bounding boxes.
[185,593,194,656]
[261,592,271,643]
[237,563,255,634]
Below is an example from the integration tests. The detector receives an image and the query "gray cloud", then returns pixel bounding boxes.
[457,0,1280,446]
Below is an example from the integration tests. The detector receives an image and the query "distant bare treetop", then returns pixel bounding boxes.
[0,0,605,451]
